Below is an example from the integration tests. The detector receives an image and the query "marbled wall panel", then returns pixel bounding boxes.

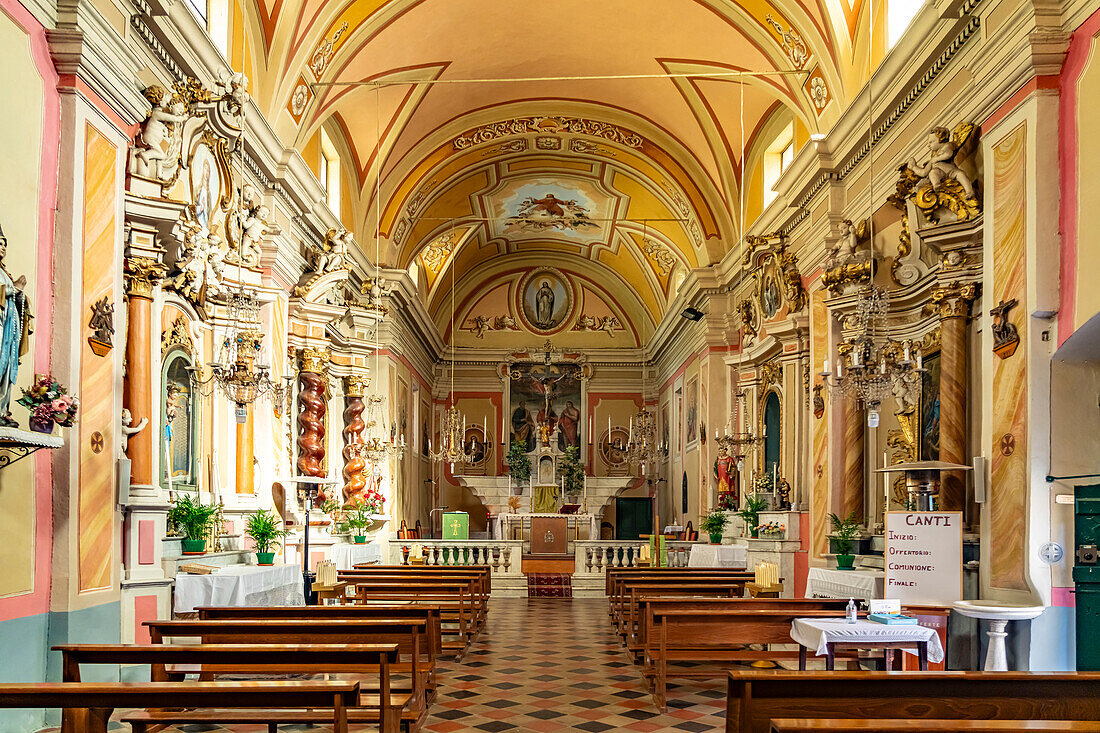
[810,288,829,558]
[77,123,118,592]
[989,122,1029,592]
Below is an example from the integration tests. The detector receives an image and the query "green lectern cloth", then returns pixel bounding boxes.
[442,511,469,540]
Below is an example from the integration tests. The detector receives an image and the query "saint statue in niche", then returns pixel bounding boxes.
[535,281,555,327]
[0,224,32,428]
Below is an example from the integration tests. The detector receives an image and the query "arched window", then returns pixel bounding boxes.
[762,391,782,477]
[162,350,199,490]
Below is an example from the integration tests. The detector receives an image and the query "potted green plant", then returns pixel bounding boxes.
[828,509,862,570]
[344,503,375,543]
[167,493,219,554]
[700,510,729,544]
[738,495,768,538]
[506,440,531,486]
[245,508,288,565]
[557,445,584,497]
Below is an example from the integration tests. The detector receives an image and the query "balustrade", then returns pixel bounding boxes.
[386,540,523,575]
[574,541,646,575]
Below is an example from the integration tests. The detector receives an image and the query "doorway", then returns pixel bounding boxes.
[615,497,653,540]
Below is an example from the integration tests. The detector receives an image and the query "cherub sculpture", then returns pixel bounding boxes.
[171,218,226,302]
[907,125,977,200]
[891,369,921,415]
[121,408,148,452]
[470,315,492,338]
[599,315,620,337]
[361,275,393,311]
[130,90,189,182]
[831,218,869,265]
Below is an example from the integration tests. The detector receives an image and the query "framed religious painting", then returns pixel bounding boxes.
[599,425,630,477]
[507,361,583,453]
[660,401,670,463]
[684,376,699,448]
[420,396,431,459]
[462,424,492,475]
[919,350,941,460]
[516,267,575,334]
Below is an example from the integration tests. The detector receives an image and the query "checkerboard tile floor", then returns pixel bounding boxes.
[422,597,726,732]
[47,598,727,732]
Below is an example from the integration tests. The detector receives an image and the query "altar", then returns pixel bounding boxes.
[494,513,598,543]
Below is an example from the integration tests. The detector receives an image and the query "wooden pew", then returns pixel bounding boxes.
[346,565,492,604]
[608,569,755,622]
[770,721,1100,732]
[605,566,754,597]
[340,572,488,629]
[646,607,858,711]
[348,581,480,656]
[145,619,423,729]
[0,680,359,733]
[54,644,396,732]
[725,671,1100,733]
[631,597,848,657]
[616,580,752,643]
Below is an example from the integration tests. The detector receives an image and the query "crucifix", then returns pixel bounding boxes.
[510,340,574,443]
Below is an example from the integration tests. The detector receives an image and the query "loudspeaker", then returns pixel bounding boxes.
[973,455,987,503]
[117,458,132,505]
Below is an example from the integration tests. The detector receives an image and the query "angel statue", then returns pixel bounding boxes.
[121,408,149,452]
[831,218,869,265]
[907,126,977,201]
[891,368,921,415]
[470,315,492,339]
[130,89,189,182]
[315,228,350,273]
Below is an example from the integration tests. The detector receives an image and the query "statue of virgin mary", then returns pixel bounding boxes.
[0,224,32,428]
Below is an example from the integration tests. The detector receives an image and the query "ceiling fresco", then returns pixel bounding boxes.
[229,0,877,341]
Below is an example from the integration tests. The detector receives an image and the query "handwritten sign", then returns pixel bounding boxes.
[884,511,962,605]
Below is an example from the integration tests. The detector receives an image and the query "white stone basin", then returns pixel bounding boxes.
[952,600,1045,621]
[952,600,1046,671]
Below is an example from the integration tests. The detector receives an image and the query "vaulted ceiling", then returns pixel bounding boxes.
[237,0,874,337]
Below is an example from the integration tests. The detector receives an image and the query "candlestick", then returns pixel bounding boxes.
[823,357,829,374]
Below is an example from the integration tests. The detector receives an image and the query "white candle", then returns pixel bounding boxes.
[916,352,923,369]
[823,358,829,374]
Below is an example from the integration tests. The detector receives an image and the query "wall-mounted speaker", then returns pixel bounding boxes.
[117,458,132,506]
[973,455,987,503]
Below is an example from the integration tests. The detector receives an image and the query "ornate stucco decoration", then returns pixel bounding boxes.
[990,298,1020,359]
[930,281,980,319]
[308,228,352,277]
[310,22,348,79]
[360,275,394,315]
[298,346,331,375]
[225,183,279,268]
[823,219,873,295]
[765,15,809,69]
[129,86,192,186]
[169,214,226,305]
[743,236,806,317]
[469,314,520,338]
[453,116,644,150]
[573,314,621,337]
[738,299,758,340]
[420,230,457,272]
[888,123,982,285]
[641,238,676,276]
[161,315,195,358]
[759,360,782,388]
[124,256,169,298]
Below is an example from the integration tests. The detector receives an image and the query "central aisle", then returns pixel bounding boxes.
[424,598,726,732]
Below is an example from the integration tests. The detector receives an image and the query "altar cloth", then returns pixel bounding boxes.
[331,542,383,569]
[688,543,748,568]
[806,567,884,600]
[791,617,944,662]
[174,563,304,613]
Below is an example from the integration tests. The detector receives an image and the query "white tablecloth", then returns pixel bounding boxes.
[806,567,884,600]
[791,618,944,663]
[174,564,305,613]
[688,543,748,568]
[331,542,383,569]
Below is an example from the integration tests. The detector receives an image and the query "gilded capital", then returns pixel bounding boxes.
[297,346,331,374]
[930,282,980,319]
[343,372,372,398]
[125,256,168,298]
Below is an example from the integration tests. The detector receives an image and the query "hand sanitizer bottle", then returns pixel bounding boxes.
[846,598,857,624]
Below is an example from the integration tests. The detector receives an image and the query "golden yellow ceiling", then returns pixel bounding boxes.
[231,0,876,333]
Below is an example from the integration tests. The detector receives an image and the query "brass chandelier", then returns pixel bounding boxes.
[715,391,763,462]
[355,394,406,465]
[189,289,291,418]
[429,402,473,466]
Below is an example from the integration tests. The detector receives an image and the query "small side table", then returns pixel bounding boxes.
[791,617,942,671]
[746,581,783,598]
[311,581,348,605]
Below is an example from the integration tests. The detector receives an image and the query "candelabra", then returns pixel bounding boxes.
[354,394,406,465]
[715,391,763,462]
[624,407,659,474]
[429,403,474,466]
[188,289,291,415]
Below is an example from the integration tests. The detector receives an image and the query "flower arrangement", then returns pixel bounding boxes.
[753,472,774,493]
[717,492,738,511]
[756,521,786,537]
[359,483,385,515]
[18,374,78,432]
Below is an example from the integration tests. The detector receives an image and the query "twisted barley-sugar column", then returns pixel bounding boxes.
[840,398,865,520]
[297,348,330,495]
[342,373,370,504]
[932,282,979,512]
[124,257,167,488]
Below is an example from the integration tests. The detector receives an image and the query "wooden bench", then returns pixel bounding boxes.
[144,619,425,729]
[616,581,753,643]
[608,570,754,623]
[605,566,754,597]
[348,581,481,656]
[340,573,488,631]
[646,607,860,710]
[0,680,359,733]
[631,597,849,657]
[346,565,492,604]
[770,721,1100,732]
[725,671,1100,733]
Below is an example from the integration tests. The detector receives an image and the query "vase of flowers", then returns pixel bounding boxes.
[756,521,786,538]
[18,374,78,434]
